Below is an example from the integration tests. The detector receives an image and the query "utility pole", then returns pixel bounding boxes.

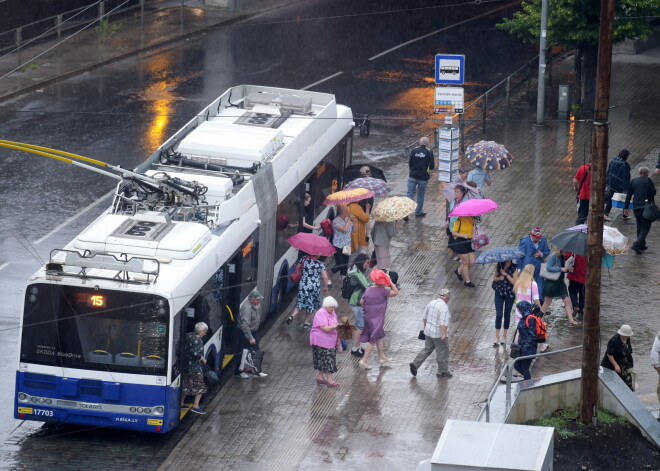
[535,0,548,125]
[580,0,615,425]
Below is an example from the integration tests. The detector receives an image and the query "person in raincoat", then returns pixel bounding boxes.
[516,227,550,294]
[513,301,537,381]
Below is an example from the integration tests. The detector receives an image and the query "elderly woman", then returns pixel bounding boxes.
[287,254,330,328]
[371,220,395,271]
[330,204,353,279]
[513,301,538,381]
[310,296,342,387]
[601,324,635,390]
[358,269,399,369]
[181,322,208,415]
[235,289,268,379]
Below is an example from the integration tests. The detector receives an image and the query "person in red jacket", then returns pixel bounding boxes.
[565,252,586,319]
[573,163,591,224]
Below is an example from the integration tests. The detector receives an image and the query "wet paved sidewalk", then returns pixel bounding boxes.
[159,52,660,470]
[0,0,301,101]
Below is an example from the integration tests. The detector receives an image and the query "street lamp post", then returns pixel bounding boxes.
[535,0,548,125]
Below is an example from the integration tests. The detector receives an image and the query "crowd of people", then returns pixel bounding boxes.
[204,142,659,405]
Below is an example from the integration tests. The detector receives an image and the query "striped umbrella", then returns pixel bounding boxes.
[322,187,374,206]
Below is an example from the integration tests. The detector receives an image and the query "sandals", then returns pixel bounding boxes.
[285,316,293,325]
[326,381,340,387]
[454,268,463,282]
[316,378,327,385]
[568,320,582,327]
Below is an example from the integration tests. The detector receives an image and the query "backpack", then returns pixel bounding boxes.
[525,314,548,343]
[341,275,355,300]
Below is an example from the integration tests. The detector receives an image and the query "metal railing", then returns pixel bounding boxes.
[0,0,179,69]
[483,344,583,423]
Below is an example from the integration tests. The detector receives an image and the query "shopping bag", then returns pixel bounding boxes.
[203,364,220,387]
[471,225,490,250]
[240,348,264,375]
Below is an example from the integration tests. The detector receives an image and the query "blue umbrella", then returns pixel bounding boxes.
[474,247,524,264]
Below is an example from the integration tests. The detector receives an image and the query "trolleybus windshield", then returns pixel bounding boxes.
[20,284,169,376]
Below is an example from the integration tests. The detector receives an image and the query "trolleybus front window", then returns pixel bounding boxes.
[20,284,169,375]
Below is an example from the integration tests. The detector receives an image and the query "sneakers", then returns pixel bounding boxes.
[238,372,250,379]
[409,362,418,377]
[254,372,268,377]
[403,216,409,222]
[190,407,206,415]
[415,212,426,218]
[604,215,612,221]
[302,323,312,329]
[437,372,453,378]
[464,281,475,288]
[285,315,293,325]
[351,348,365,357]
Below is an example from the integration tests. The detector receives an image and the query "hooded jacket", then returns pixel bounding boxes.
[606,156,631,193]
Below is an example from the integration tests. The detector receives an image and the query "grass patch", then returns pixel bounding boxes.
[533,408,628,440]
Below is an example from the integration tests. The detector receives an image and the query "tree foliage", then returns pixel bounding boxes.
[497,0,659,48]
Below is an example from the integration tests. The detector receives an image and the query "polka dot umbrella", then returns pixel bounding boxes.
[465,140,513,170]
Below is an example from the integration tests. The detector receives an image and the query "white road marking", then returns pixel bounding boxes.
[368,1,518,61]
[0,262,9,272]
[301,72,344,90]
[34,190,115,245]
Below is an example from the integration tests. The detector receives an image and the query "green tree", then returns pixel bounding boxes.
[497,0,659,113]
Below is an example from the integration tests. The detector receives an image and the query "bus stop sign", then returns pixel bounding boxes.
[435,54,465,85]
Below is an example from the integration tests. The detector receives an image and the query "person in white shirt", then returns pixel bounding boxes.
[409,289,452,378]
[651,330,660,406]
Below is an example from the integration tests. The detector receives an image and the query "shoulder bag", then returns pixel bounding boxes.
[643,203,660,222]
[540,256,561,281]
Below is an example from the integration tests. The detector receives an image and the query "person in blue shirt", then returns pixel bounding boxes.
[513,301,538,380]
[516,227,550,294]
[467,166,491,195]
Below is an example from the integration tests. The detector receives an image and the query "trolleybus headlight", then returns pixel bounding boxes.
[30,397,38,403]
[144,408,152,414]
[45,399,52,405]
[136,407,143,413]
[129,407,136,413]
[18,393,28,401]
[155,406,164,414]
[38,398,45,404]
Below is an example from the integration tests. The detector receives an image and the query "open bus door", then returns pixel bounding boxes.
[220,252,242,371]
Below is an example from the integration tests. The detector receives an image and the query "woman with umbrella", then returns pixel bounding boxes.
[541,247,580,327]
[330,204,353,280]
[451,214,477,287]
[370,219,395,271]
[358,269,399,369]
[348,198,371,266]
[491,259,518,346]
[285,233,334,328]
[447,185,469,260]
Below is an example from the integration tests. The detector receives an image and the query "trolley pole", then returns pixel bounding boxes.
[580,0,615,425]
[535,0,548,125]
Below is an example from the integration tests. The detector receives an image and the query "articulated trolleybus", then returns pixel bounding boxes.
[15,85,354,433]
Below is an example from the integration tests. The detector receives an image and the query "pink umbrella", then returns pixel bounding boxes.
[448,198,498,217]
[287,233,336,256]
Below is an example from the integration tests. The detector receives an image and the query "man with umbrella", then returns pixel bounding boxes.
[516,227,550,294]
[406,136,435,218]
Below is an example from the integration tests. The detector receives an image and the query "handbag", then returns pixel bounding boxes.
[540,262,561,281]
[471,224,490,250]
[564,254,575,271]
[509,342,521,359]
[342,245,352,255]
[203,363,220,387]
[418,330,426,340]
[642,203,660,222]
[629,368,640,391]
[240,348,264,375]
[289,257,306,283]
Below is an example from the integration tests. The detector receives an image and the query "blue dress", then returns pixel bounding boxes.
[296,257,325,312]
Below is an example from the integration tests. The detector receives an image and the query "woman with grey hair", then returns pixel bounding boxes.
[310,296,341,387]
[181,322,208,414]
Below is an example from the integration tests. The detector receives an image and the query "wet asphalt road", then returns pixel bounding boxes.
[0,0,534,466]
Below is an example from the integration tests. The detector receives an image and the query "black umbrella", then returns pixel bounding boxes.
[550,230,587,256]
[343,164,387,184]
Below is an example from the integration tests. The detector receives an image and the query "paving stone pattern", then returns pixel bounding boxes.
[160,56,660,470]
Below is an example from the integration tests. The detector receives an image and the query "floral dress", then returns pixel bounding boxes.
[182,332,207,396]
[296,257,326,312]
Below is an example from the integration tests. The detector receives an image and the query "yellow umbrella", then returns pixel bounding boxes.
[322,187,374,205]
[371,196,417,222]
